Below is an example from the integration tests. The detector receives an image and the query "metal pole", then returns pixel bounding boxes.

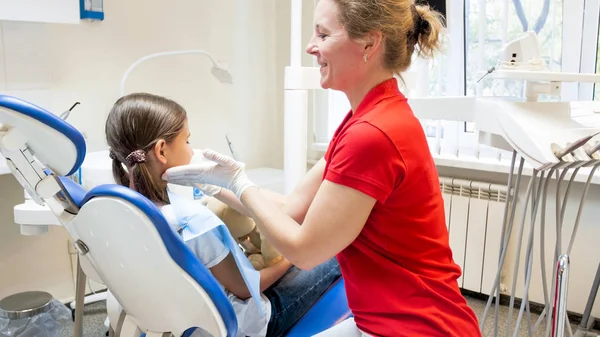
[73,256,87,337]
[552,254,570,337]
[577,261,600,333]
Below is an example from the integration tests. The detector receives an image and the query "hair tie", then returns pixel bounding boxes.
[125,149,147,166]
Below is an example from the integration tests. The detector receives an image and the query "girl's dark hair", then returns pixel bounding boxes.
[105,93,187,203]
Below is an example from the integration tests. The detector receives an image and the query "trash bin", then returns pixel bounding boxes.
[0,291,71,337]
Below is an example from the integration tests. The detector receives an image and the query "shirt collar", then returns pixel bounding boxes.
[353,77,404,118]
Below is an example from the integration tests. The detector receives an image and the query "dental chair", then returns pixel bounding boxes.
[0,94,351,337]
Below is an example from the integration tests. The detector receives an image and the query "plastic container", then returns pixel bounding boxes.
[0,291,71,337]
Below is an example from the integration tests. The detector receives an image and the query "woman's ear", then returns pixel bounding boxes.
[153,139,168,164]
[364,30,384,58]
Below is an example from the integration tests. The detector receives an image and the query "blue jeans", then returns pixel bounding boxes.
[264,258,342,337]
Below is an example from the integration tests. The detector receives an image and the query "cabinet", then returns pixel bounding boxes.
[0,0,81,24]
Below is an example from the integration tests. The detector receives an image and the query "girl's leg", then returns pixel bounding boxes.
[264,257,342,337]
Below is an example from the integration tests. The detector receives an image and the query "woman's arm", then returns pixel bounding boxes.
[241,180,376,270]
[210,254,293,300]
[164,149,378,271]
[214,157,327,223]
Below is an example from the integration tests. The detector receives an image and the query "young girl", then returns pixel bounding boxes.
[104,93,342,337]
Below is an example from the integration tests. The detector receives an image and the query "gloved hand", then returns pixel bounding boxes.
[195,183,222,197]
[163,149,256,199]
[164,153,222,196]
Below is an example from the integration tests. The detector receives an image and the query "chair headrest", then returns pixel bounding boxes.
[0,95,86,176]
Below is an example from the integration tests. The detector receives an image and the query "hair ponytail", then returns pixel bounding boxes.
[130,161,169,204]
[414,4,445,59]
[111,157,130,188]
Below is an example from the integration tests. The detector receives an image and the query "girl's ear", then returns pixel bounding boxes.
[153,139,168,164]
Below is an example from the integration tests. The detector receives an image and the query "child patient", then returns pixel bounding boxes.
[104,93,341,337]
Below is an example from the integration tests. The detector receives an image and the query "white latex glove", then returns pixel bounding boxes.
[195,183,222,197]
[162,149,256,199]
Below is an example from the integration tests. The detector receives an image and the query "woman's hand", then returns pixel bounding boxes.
[195,183,222,197]
[163,149,256,199]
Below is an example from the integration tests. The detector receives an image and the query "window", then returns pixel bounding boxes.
[420,0,565,163]
[312,0,599,169]
[595,32,600,100]
[461,0,563,160]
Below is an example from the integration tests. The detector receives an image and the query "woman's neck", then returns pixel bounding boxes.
[345,71,394,113]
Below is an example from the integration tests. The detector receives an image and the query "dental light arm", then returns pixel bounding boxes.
[119,49,233,96]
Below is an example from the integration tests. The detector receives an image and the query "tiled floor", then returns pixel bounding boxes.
[60,295,599,336]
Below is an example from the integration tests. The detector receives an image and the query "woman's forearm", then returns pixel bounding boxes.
[214,188,251,216]
[241,186,308,268]
[215,187,287,217]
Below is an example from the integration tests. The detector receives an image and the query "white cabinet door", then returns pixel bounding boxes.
[0,0,80,24]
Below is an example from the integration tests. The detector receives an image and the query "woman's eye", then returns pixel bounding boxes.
[318,34,327,39]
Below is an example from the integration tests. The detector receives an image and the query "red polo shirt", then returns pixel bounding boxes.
[323,78,481,336]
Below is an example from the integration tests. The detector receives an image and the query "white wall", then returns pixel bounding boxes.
[0,0,283,168]
[0,0,287,302]
[0,175,76,302]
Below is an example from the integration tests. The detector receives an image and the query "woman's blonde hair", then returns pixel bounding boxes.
[333,0,445,74]
[105,93,187,204]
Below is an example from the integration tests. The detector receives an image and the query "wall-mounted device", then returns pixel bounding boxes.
[80,0,104,21]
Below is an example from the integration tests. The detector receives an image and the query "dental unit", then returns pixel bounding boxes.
[472,32,600,337]
[418,31,600,337]
[411,31,600,337]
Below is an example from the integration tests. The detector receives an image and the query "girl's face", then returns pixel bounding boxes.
[153,119,193,175]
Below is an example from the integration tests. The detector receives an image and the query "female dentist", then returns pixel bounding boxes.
[164,0,481,336]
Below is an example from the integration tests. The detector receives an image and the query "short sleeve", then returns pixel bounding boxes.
[184,231,229,268]
[324,122,405,203]
[161,205,229,268]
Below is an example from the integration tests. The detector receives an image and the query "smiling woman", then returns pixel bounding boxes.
[305,0,444,112]
[164,0,482,336]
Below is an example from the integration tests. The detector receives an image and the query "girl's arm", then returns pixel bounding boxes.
[209,254,292,300]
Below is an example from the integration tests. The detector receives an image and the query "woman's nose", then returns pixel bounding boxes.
[305,41,317,55]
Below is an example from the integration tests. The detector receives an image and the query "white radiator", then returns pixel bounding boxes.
[440,177,509,296]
